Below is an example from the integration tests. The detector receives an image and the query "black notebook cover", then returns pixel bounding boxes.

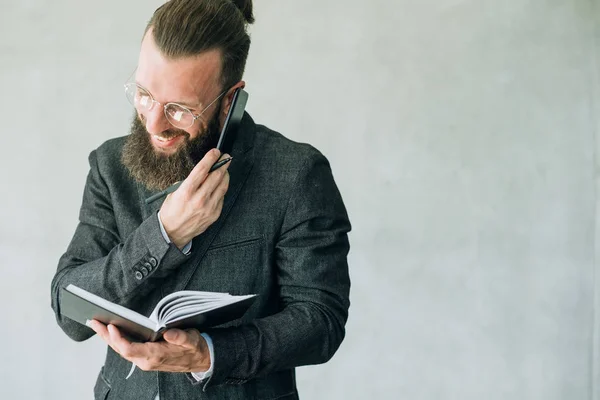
[60,287,256,342]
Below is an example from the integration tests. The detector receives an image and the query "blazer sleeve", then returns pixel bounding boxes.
[201,149,351,388]
[50,149,189,342]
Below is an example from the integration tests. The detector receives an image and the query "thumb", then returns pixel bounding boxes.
[163,329,188,346]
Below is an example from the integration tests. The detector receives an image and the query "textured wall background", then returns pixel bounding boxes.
[1,0,599,399]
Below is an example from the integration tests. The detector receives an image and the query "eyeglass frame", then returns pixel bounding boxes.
[124,78,227,130]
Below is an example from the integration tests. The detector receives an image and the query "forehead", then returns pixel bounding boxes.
[136,29,222,105]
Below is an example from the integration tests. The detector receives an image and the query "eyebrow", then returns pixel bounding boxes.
[135,81,202,110]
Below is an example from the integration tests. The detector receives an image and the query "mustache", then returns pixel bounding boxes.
[138,115,190,140]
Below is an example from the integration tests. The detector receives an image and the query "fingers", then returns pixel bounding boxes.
[199,162,231,205]
[107,324,140,357]
[212,169,230,200]
[90,321,144,360]
[89,322,208,372]
[179,149,222,192]
[182,151,232,198]
[88,319,108,339]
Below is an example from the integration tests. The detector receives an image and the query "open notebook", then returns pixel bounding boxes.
[60,284,256,342]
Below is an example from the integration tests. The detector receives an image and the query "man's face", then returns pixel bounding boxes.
[122,30,225,191]
[136,29,224,153]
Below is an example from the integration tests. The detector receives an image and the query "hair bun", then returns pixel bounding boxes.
[231,0,254,24]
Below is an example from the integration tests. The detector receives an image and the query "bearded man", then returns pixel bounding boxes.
[50,1,351,399]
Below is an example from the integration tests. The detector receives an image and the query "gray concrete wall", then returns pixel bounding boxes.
[1,0,599,399]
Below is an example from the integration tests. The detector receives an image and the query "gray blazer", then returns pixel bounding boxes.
[51,113,351,400]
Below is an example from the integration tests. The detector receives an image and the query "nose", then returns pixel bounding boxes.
[142,104,170,135]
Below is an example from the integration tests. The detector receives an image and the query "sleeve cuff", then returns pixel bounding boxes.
[190,333,214,381]
[157,211,192,255]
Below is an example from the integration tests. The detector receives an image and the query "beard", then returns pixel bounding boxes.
[121,113,221,191]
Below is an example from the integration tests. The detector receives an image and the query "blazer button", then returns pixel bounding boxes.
[148,257,158,267]
[143,262,153,271]
[140,267,149,276]
[134,271,143,280]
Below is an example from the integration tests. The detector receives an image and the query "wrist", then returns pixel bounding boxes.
[158,214,187,249]
[171,236,188,250]
[196,333,212,371]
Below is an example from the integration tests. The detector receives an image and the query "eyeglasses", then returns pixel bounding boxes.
[124,82,226,130]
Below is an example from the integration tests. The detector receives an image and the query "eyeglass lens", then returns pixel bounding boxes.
[125,84,195,129]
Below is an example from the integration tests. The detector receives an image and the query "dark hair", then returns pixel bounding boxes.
[146,0,254,90]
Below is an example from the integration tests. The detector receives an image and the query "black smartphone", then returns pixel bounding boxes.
[216,88,248,154]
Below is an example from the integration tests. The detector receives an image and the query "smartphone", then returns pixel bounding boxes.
[216,88,248,154]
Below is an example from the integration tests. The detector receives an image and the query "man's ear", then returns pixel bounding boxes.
[219,81,245,127]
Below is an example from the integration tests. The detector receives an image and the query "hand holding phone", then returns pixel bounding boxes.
[145,88,249,205]
[159,148,231,249]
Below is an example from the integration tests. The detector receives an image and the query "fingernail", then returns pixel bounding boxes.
[85,319,92,327]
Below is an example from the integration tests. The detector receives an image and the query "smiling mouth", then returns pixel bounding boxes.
[151,134,185,149]
[153,135,178,142]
